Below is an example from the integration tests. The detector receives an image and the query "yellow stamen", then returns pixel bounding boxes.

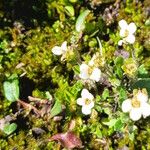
[131,98,140,108]
[124,29,129,37]
[85,99,91,105]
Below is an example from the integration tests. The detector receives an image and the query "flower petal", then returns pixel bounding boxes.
[81,89,94,100]
[121,99,132,113]
[129,108,142,121]
[141,103,150,118]
[52,46,63,55]
[118,40,123,46]
[79,64,89,79]
[119,19,128,29]
[81,106,92,115]
[125,34,135,44]
[81,89,89,97]
[61,41,67,51]
[119,29,126,37]
[136,92,148,102]
[77,98,84,106]
[90,68,101,82]
[128,22,137,34]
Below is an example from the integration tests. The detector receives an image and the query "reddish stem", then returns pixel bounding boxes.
[18,99,41,116]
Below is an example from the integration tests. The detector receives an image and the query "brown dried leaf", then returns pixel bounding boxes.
[49,131,83,149]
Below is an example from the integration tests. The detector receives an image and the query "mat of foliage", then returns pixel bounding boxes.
[0,0,150,149]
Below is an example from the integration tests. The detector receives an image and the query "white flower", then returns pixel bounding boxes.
[52,41,68,60]
[79,59,101,82]
[122,89,150,121]
[118,19,137,45]
[77,89,94,115]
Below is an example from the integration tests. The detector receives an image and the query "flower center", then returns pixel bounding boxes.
[88,67,94,75]
[124,29,129,37]
[131,98,141,108]
[85,98,91,105]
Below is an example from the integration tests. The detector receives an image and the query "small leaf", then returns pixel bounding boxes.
[3,123,17,135]
[103,119,117,128]
[75,9,90,32]
[114,57,124,66]
[50,100,62,118]
[114,119,123,131]
[65,6,75,17]
[95,126,102,138]
[3,74,19,102]
[119,88,127,102]
[137,65,149,78]
[102,88,109,100]
[145,18,150,26]
[45,91,52,101]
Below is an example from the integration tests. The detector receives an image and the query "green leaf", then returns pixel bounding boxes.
[45,91,52,101]
[95,126,102,138]
[65,6,75,17]
[50,100,62,118]
[3,123,17,135]
[145,18,150,26]
[132,78,150,96]
[114,57,124,66]
[119,88,127,102]
[116,67,123,78]
[114,119,123,131]
[137,65,149,78]
[75,9,90,32]
[3,74,19,102]
[102,88,109,100]
[103,119,117,128]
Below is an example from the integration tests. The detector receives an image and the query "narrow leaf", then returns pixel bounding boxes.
[50,100,62,118]
[75,9,90,32]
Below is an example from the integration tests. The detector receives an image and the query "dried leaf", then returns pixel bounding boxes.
[49,131,83,149]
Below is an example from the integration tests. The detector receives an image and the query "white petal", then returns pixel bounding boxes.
[118,40,123,46]
[141,103,150,118]
[121,99,132,113]
[128,23,137,34]
[81,89,89,97]
[129,108,142,121]
[61,41,67,51]
[52,46,63,55]
[90,68,101,82]
[125,34,135,44]
[82,106,92,115]
[119,29,126,37]
[79,64,89,79]
[88,59,94,66]
[137,92,148,102]
[119,19,128,29]
[77,98,84,106]
[81,89,94,100]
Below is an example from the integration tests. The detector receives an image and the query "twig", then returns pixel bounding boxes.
[18,99,41,116]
